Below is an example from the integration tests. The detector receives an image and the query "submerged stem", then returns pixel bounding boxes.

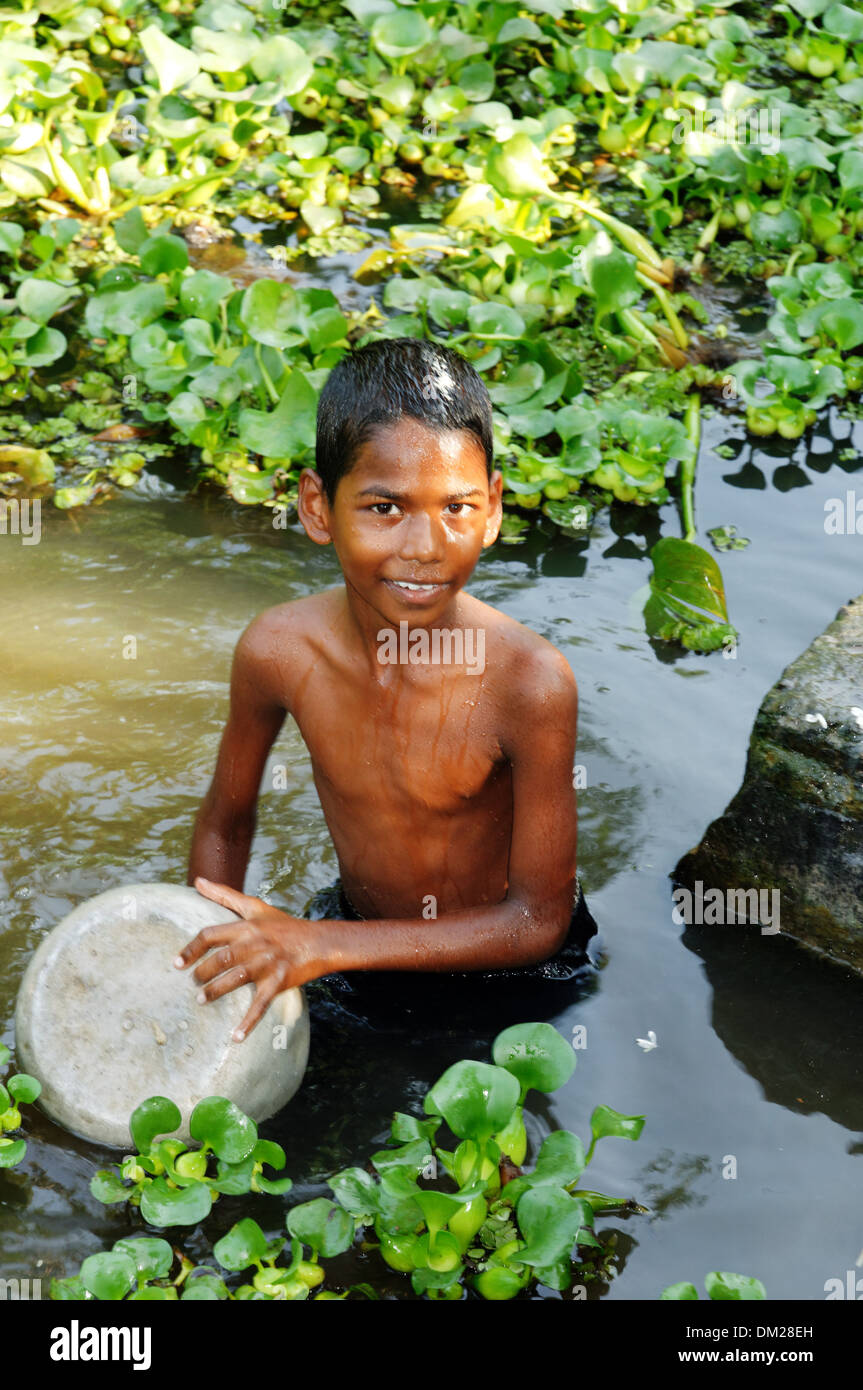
[680,392,700,544]
[555,193,665,269]
[635,271,689,350]
[691,207,721,274]
[254,342,280,405]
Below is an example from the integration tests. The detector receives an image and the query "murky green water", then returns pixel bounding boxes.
[2,257,863,1296]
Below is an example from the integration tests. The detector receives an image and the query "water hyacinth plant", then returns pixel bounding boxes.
[1,0,861,655]
[661,1271,766,1300]
[0,1042,42,1169]
[51,1021,647,1301]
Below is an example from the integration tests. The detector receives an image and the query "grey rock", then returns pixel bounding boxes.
[674,594,863,971]
[15,883,309,1148]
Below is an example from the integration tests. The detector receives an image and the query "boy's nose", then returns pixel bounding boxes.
[398,511,445,562]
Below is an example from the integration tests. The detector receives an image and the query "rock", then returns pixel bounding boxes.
[14,883,310,1149]
[674,594,863,971]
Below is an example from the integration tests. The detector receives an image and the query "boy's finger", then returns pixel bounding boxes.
[195,955,269,1005]
[233,979,280,1044]
[173,922,249,968]
[192,876,255,917]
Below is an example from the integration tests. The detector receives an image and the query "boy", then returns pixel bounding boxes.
[176,337,595,1040]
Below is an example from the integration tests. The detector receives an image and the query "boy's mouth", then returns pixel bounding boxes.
[383,578,450,604]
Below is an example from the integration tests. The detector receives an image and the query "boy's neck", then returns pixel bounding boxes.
[341,583,470,667]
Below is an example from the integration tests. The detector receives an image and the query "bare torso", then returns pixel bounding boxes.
[270,588,529,919]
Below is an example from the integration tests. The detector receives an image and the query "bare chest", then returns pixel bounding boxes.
[292,670,503,813]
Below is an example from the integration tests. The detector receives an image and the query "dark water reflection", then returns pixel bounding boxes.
[1,400,862,1298]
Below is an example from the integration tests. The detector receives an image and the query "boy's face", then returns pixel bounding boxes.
[299,416,502,624]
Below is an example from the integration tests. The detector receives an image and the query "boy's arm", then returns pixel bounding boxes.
[187,612,287,892]
[177,646,579,1040]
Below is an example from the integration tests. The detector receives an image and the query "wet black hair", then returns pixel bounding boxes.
[314,336,494,504]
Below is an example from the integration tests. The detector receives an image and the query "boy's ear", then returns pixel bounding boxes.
[297,468,333,545]
[482,469,504,548]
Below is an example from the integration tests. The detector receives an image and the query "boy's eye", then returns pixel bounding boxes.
[370,502,399,516]
[446,502,470,515]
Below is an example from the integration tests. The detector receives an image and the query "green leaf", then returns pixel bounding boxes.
[0,223,25,256]
[139,234,189,276]
[80,1251,137,1301]
[85,283,168,337]
[644,537,737,653]
[613,40,712,91]
[492,1022,576,1094]
[427,288,474,329]
[391,1112,441,1144]
[823,2,863,39]
[139,1176,213,1228]
[705,1271,766,1301]
[8,1074,41,1105]
[371,1138,432,1179]
[210,1154,255,1194]
[50,1275,92,1301]
[411,1265,464,1297]
[53,485,98,509]
[250,36,313,95]
[765,354,816,396]
[413,1186,483,1239]
[749,208,803,251]
[817,299,863,351]
[304,304,348,354]
[0,1139,26,1167]
[14,326,67,367]
[466,302,526,341]
[0,445,54,485]
[486,134,552,199]
[181,1272,229,1300]
[189,1096,257,1163]
[113,208,148,255]
[15,279,80,323]
[112,1237,173,1283]
[533,1257,573,1291]
[515,1187,585,1266]
[239,279,304,349]
[371,10,433,59]
[589,1104,646,1145]
[660,1281,699,1300]
[328,1167,379,1223]
[226,468,279,506]
[214,1217,268,1272]
[130,1096,181,1154]
[237,370,318,460]
[287,1198,355,1257]
[90,1169,131,1204]
[531,1130,587,1188]
[139,25,201,94]
[581,231,641,323]
[425,1060,520,1141]
[796,261,854,299]
[180,269,234,322]
[488,361,545,407]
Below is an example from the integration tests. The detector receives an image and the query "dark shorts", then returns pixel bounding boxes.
[301,879,599,1028]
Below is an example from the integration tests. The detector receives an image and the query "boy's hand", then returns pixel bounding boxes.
[174,877,320,1043]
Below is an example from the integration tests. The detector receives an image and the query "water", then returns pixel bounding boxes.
[2,364,863,1296]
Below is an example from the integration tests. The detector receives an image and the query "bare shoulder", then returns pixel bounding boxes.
[463,594,578,725]
[233,589,344,693]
